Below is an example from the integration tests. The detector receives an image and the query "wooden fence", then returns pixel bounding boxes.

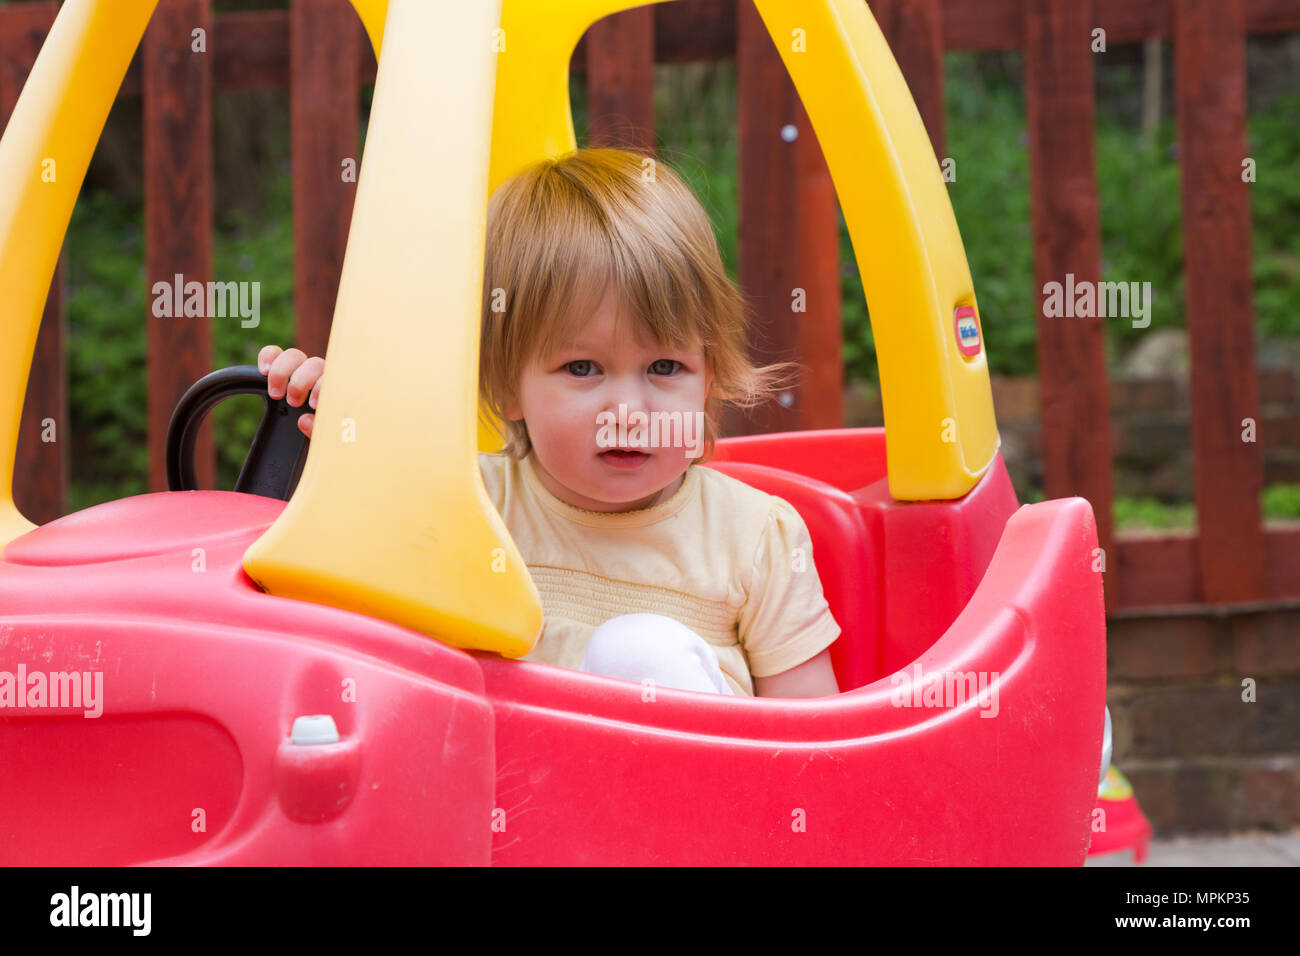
[3,0,1299,612]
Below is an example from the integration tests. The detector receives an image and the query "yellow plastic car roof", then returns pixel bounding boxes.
[0,0,998,656]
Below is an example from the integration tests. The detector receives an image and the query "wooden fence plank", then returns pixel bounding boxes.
[871,0,946,161]
[943,0,1023,50]
[1024,0,1115,601]
[1174,0,1267,603]
[1114,529,1300,609]
[214,10,292,92]
[792,97,843,432]
[1114,534,1199,608]
[653,0,734,64]
[734,0,798,436]
[1,2,63,524]
[291,0,360,359]
[1245,0,1300,35]
[0,2,55,128]
[733,0,840,435]
[1095,0,1170,42]
[1093,0,1300,40]
[1265,528,1300,599]
[145,0,213,492]
[15,264,63,523]
[123,10,377,96]
[576,0,733,70]
[13,2,1300,100]
[584,7,655,152]
[14,3,1300,100]
[947,0,1300,47]
[738,0,795,434]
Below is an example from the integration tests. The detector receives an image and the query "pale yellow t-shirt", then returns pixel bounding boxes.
[478,451,841,696]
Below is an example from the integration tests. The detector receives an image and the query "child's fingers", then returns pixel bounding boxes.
[286,356,324,407]
[308,377,323,410]
[266,348,307,399]
[298,413,314,439]
[257,344,282,374]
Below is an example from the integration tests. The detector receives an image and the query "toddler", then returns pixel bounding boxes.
[259,148,841,698]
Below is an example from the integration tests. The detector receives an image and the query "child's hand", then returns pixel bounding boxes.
[257,344,323,439]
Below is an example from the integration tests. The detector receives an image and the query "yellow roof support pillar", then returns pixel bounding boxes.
[0,0,161,549]
[477,0,662,453]
[243,0,547,656]
[752,0,999,500]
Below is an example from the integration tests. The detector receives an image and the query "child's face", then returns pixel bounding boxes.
[504,289,712,512]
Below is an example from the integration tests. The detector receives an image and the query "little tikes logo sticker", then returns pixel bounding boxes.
[954,305,981,357]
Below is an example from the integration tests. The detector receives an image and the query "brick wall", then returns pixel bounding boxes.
[1107,607,1300,833]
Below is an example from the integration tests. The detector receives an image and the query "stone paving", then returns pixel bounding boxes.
[1086,828,1300,866]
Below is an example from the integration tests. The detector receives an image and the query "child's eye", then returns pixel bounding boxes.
[649,359,680,376]
[565,360,596,377]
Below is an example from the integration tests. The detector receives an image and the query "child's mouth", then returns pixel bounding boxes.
[599,449,650,469]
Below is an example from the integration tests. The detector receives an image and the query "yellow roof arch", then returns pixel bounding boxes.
[0,0,998,656]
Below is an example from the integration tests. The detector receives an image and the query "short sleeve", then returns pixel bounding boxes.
[738,497,842,678]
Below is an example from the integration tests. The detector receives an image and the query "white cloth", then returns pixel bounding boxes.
[580,613,736,695]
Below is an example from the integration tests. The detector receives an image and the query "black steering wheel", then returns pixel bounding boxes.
[165,365,311,500]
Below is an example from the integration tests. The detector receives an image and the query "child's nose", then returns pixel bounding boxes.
[602,381,651,416]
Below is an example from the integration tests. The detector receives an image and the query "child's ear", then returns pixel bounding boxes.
[502,389,523,421]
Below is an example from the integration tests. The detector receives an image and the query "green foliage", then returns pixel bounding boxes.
[582,65,742,279]
[65,169,294,510]
[65,190,148,513]
[839,55,1300,384]
[938,53,1037,382]
[652,64,740,280]
[1111,485,1300,531]
[1249,93,1300,341]
[1114,496,1197,532]
[210,168,295,489]
[1095,112,1186,362]
[1262,482,1300,520]
[57,53,1300,512]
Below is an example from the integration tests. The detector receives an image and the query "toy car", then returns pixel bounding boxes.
[0,0,1113,865]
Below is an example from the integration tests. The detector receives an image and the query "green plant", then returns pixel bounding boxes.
[1114,496,1197,531]
[65,189,148,513]
[65,168,295,508]
[57,52,1300,512]
[1263,482,1300,520]
[210,167,296,489]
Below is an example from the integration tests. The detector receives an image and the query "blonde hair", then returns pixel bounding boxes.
[479,147,798,462]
